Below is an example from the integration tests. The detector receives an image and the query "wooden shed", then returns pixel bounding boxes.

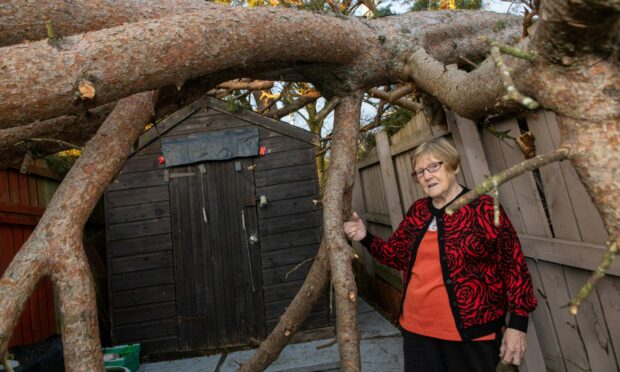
[104,96,328,356]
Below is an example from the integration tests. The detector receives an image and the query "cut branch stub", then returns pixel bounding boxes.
[77,79,96,100]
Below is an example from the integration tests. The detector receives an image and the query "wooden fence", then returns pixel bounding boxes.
[352,109,619,372]
[0,168,59,347]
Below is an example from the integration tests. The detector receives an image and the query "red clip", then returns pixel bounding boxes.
[259,146,266,156]
[158,155,165,165]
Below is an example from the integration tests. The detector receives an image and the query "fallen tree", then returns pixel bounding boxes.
[0,0,618,371]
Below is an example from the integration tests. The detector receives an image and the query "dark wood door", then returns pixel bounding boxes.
[169,158,265,351]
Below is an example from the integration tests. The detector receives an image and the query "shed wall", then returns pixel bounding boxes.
[106,104,327,355]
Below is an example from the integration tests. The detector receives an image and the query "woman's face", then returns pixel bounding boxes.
[414,153,459,200]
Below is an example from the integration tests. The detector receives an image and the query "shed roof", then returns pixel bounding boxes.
[134,95,319,156]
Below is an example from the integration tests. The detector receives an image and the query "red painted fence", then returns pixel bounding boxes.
[0,169,57,347]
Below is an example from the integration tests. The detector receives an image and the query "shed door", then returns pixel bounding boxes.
[169,158,265,351]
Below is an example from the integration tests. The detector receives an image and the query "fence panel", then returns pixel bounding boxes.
[354,109,618,372]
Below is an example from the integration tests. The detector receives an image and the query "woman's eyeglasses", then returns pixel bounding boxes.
[412,161,444,178]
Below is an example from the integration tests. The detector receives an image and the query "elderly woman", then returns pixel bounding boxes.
[344,138,537,371]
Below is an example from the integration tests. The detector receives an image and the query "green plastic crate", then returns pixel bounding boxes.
[103,344,140,372]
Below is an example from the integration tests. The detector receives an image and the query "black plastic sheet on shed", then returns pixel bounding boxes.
[161,127,259,167]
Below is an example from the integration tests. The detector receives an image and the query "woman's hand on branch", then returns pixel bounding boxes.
[343,212,367,241]
[500,328,527,366]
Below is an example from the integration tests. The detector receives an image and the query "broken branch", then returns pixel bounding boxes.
[489,45,539,110]
[568,238,619,315]
[446,147,571,214]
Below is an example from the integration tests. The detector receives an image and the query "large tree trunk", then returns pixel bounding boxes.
[0,6,521,128]
[323,93,363,371]
[0,0,214,47]
[0,91,157,370]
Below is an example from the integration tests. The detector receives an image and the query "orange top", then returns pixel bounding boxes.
[399,228,494,341]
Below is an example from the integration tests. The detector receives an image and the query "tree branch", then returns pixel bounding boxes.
[0,91,157,368]
[446,147,571,214]
[569,238,618,315]
[489,45,539,110]
[315,96,342,123]
[367,88,422,113]
[323,92,363,371]
[217,79,274,91]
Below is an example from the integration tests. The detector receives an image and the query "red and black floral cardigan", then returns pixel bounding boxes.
[360,191,537,340]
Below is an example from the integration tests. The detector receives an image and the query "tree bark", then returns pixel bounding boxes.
[0,0,214,47]
[0,91,157,371]
[323,92,363,371]
[0,7,521,128]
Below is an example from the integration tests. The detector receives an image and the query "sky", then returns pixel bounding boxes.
[277,0,527,137]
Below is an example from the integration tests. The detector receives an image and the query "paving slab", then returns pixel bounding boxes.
[137,297,403,372]
[137,354,221,372]
[358,307,400,339]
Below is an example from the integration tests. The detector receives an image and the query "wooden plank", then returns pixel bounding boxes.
[265,310,329,332]
[254,164,317,188]
[110,251,173,273]
[260,227,321,252]
[108,233,172,258]
[393,153,416,210]
[360,164,389,217]
[258,210,321,236]
[253,148,315,171]
[108,169,165,191]
[520,235,620,275]
[111,285,175,309]
[255,179,319,203]
[256,196,319,219]
[262,262,311,286]
[479,123,527,234]
[107,217,171,241]
[121,154,163,174]
[537,261,590,372]
[447,111,491,187]
[495,119,551,237]
[264,291,327,313]
[522,318,547,372]
[597,276,620,368]
[543,112,607,244]
[27,177,39,207]
[262,280,305,304]
[139,336,178,356]
[0,212,40,226]
[114,318,177,342]
[0,171,10,203]
[389,125,448,158]
[136,140,162,156]
[261,244,319,270]
[203,96,318,145]
[108,201,170,225]
[107,184,169,208]
[110,267,175,292]
[135,100,201,152]
[8,172,20,204]
[527,259,567,372]
[375,132,404,229]
[364,212,391,227]
[163,114,250,136]
[112,302,177,326]
[259,136,313,154]
[243,157,266,340]
[202,163,228,346]
[564,267,619,372]
[351,169,375,276]
[357,150,379,169]
[527,112,581,241]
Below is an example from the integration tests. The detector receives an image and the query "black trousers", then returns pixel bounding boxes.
[403,330,501,372]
